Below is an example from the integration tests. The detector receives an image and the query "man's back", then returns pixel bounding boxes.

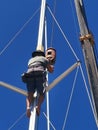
[27,56,48,72]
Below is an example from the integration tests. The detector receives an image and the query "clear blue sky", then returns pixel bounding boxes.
[0,0,98,130]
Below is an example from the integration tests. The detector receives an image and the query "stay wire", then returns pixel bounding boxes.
[79,64,98,125]
[69,0,83,61]
[43,112,56,130]
[0,7,40,56]
[50,0,56,47]
[47,6,79,61]
[62,66,79,130]
[8,111,26,130]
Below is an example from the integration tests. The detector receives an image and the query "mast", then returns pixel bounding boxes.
[36,0,46,51]
[74,0,98,126]
[29,0,46,130]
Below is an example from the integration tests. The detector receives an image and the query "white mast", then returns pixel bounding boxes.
[29,0,46,130]
[36,0,46,51]
[29,92,38,130]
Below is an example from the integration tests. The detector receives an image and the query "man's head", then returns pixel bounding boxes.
[32,50,45,57]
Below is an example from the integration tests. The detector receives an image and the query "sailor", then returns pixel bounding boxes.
[22,50,54,117]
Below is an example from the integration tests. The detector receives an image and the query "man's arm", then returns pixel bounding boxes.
[47,65,54,73]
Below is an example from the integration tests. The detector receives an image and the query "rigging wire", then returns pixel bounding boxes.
[69,0,83,59]
[0,7,40,56]
[47,5,79,61]
[79,65,98,125]
[43,112,56,130]
[8,111,26,130]
[69,0,79,38]
[50,0,56,47]
[62,66,79,130]
[45,17,50,130]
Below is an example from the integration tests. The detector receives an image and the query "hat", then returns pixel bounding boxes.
[32,50,45,57]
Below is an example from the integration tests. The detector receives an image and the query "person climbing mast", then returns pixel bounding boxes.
[22,50,54,117]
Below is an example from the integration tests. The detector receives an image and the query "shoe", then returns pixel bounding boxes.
[36,106,40,116]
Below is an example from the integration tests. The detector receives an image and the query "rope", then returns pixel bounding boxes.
[62,66,79,130]
[8,111,26,130]
[47,6,79,61]
[43,112,56,130]
[0,7,40,56]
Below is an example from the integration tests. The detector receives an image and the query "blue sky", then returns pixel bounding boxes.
[0,0,98,130]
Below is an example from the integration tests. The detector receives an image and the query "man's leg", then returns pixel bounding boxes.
[36,94,45,116]
[36,74,46,116]
[26,92,34,118]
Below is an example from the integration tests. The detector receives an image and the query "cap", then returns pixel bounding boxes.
[32,50,45,57]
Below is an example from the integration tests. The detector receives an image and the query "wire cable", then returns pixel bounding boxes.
[79,64,98,126]
[47,5,79,61]
[0,7,40,56]
[8,111,26,130]
[45,18,50,130]
[69,0,83,59]
[43,112,56,130]
[50,0,56,47]
[62,66,79,130]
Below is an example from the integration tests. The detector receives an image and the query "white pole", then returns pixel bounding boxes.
[0,81,27,96]
[29,108,37,130]
[46,61,80,92]
[29,93,38,130]
[29,0,47,130]
[45,18,50,130]
[36,0,46,51]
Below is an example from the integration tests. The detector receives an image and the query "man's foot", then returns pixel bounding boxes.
[36,106,40,116]
[26,108,31,118]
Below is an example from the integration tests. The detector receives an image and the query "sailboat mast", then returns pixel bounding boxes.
[36,0,46,51]
[74,0,98,126]
[29,0,46,130]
